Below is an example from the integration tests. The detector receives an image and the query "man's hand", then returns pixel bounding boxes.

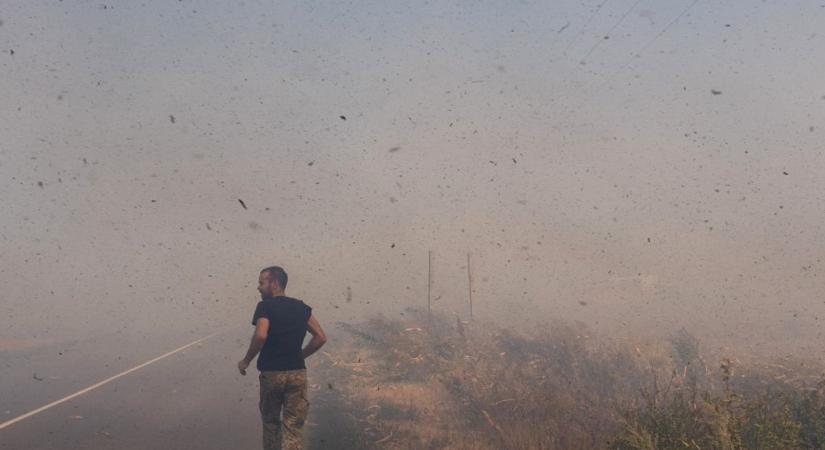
[302,313,327,359]
[237,359,250,376]
[239,318,268,376]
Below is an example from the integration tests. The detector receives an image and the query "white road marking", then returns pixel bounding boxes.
[0,332,219,431]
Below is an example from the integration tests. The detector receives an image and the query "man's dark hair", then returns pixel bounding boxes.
[261,266,288,289]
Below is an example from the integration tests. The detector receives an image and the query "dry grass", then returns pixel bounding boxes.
[309,309,825,450]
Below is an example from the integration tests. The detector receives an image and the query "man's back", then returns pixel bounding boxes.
[252,296,312,372]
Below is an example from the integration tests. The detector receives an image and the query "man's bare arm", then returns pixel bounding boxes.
[238,318,269,375]
[302,313,327,359]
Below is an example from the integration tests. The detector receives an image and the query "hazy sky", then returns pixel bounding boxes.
[2,0,824,354]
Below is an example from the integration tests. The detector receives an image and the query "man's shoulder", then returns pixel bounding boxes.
[285,297,312,319]
[284,296,309,307]
[252,301,268,325]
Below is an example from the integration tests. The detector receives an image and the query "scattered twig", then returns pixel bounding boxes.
[375,431,393,444]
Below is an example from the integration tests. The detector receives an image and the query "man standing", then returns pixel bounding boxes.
[238,266,327,450]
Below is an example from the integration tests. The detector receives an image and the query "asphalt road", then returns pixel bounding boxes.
[0,328,344,450]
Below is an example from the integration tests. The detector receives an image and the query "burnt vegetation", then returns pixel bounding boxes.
[311,311,825,449]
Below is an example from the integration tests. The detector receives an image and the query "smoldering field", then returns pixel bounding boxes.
[310,310,825,449]
[3,1,825,448]
[4,168,825,448]
[5,248,825,450]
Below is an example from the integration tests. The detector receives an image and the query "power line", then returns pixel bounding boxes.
[563,0,613,55]
[564,0,701,120]
[579,0,644,65]
[604,0,701,87]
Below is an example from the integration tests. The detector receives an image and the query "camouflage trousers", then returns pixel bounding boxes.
[259,369,309,450]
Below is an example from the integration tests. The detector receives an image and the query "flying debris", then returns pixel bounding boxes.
[238,199,247,209]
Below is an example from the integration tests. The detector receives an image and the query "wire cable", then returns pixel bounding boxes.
[564,0,702,121]
[603,0,701,87]
[563,0,613,55]
[579,0,644,64]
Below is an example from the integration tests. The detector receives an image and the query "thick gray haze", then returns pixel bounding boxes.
[2,0,824,356]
